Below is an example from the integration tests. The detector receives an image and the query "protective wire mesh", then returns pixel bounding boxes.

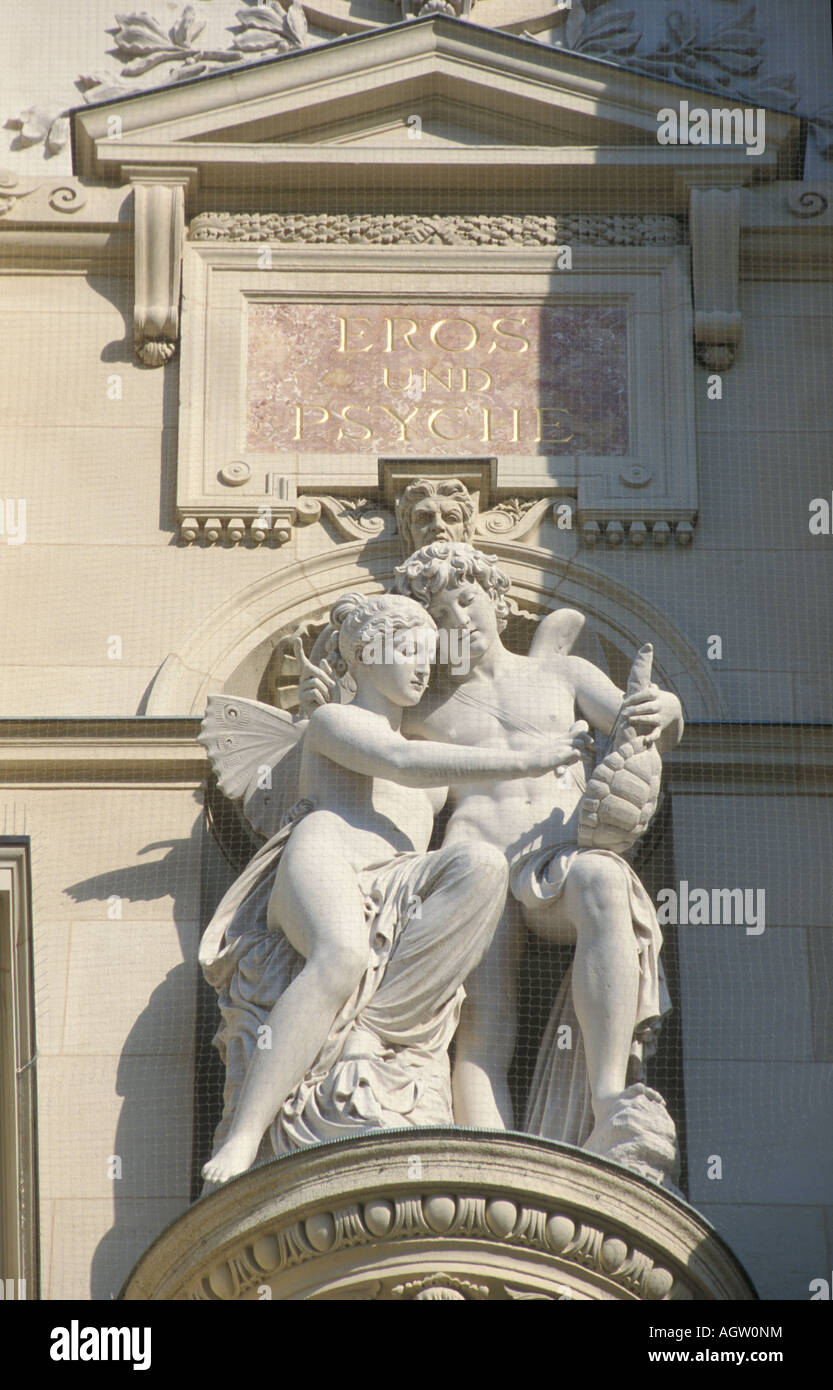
[1,0,831,1306]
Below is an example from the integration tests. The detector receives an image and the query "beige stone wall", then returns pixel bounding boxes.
[16,780,229,1298]
[0,269,295,716]
[671,793,833,1299]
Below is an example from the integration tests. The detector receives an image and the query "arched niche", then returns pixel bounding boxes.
[143,540,723,720]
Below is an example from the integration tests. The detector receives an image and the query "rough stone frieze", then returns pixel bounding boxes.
[189,210,686,246]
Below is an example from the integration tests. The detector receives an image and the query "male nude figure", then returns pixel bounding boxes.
[389,542,684,1153]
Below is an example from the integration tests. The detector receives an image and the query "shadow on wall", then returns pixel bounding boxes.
[63,793,234,1300]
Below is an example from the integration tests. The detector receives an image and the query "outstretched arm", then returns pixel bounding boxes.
[307,704,593,788]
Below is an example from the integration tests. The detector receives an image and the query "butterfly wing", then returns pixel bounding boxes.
[198,695,307,838]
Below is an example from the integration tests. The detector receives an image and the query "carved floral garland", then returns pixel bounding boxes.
[189,210,685,245]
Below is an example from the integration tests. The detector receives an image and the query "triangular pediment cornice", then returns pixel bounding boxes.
[71,16,800,198]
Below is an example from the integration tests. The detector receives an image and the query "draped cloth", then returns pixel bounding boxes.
[513,843,671,1149]
[199,810,505,1158]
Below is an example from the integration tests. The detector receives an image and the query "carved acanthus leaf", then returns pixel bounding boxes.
[475,497,560,541]
[548,0,803,119]
[110,3,311,79]
[5,107,69,157]
[548,2,641,61]
[308,496,394,543]
[8,4,316,158]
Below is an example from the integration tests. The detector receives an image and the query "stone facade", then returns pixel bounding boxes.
[0,0,831,1301]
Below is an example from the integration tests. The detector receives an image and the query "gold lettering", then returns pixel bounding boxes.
[481,406,520,444]
[488,317,530,354]
[535,407,573,443]
[461,367,492,392]
[293,405,330,441]
[380,404,420,441]
[336,405,373,442]
[422,366,454,392]
[384,317,419,352]
[337,316,373,353]
[382,367,414,390]
[427,407,469,441]
[429,319,478,353]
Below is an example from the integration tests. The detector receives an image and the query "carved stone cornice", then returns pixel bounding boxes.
[189,211,685,247]
[7,2,826,167]
[177,492,573,547]
[0,718,204,785]
[2,719,825,793]
[119,1130,757,1301]
[667,724,833,798]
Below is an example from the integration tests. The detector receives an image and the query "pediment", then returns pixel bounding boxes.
[72,15,799,186]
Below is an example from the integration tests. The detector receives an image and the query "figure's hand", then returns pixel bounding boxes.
[294,637,337,717]
[530,720,595,774]
[621,683,663,744]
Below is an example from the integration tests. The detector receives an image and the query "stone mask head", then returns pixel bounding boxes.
[396,478,476,556]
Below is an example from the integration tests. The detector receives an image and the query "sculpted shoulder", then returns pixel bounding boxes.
[560,653,618,693]
[306,701,377,748]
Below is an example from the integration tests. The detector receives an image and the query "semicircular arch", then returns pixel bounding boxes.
[143,541,723,720]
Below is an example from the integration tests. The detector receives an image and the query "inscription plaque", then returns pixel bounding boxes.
[246,303,628,457]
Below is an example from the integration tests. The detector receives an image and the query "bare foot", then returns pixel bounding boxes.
[583,1084,665,1155]
[583,1093,623,1156]
[582,1084,679,1186]
[201,1132,260,1185]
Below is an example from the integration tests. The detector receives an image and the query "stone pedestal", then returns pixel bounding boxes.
[120,1130,756,1301]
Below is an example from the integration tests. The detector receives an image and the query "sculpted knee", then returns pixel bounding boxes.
[570,853,629,910]
[309,943,368,1001]
[452,840,509,891]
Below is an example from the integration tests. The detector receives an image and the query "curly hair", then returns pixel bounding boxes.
[396,477,476,555]
[323,592,437,679]
[393,542,512,633]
